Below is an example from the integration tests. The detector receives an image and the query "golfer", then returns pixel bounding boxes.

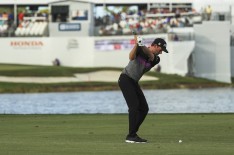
[118,35,168,143]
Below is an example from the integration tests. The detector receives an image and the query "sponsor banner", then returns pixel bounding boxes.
[10,40,44,49]
[59,23,81,31]
[0,37,92,66]
[95,38,156,51]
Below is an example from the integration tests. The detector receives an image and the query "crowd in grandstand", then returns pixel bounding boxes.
[0,9,49,37]
[0,4,215,37]
[94,7,202,36]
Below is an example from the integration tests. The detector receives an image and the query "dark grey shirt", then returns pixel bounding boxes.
[122,46,159,82]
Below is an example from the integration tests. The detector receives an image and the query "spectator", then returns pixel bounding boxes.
[18,11,24,25]
[155,64,161,72]
[53,58,61,66]
[175,9,181,18]
[174,34,179,41]
[56,14,61,22]
[8,12,14,26]
[2,12,8,20]
[205,5,212,21]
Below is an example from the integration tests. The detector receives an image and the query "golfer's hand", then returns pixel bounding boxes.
[137,36,144,46]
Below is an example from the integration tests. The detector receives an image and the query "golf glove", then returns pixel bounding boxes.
[137,36,144,46]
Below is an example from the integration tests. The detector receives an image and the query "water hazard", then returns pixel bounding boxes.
[0,88,234,114]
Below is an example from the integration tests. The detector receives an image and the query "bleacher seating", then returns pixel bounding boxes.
[15,21,48,37]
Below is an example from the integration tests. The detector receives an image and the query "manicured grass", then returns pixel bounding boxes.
[0,114,234,155]
[0,64,120,77]
[0,64,232,93]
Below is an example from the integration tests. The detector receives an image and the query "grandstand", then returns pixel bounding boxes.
[0,0,233,83]
[93,0,202,36]
[0,0,50,37]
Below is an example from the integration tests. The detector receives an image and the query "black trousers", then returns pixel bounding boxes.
[118,74,149,137]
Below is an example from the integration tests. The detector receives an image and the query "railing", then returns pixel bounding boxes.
[201,11,231,21]
[168,32,194,41]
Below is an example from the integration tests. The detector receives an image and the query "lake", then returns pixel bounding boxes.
[0,88,234,114]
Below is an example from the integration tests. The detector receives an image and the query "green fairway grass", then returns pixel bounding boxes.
[0,64,231,93]
[0,114,234,155]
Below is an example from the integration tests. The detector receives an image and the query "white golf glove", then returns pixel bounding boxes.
[137,36,144,46]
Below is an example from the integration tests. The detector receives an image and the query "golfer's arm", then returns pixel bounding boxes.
[129,44,137,60]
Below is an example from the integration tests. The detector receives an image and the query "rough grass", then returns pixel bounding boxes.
[0,114,234,155]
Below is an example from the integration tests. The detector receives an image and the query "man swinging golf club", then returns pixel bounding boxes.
[118,34,168,143]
